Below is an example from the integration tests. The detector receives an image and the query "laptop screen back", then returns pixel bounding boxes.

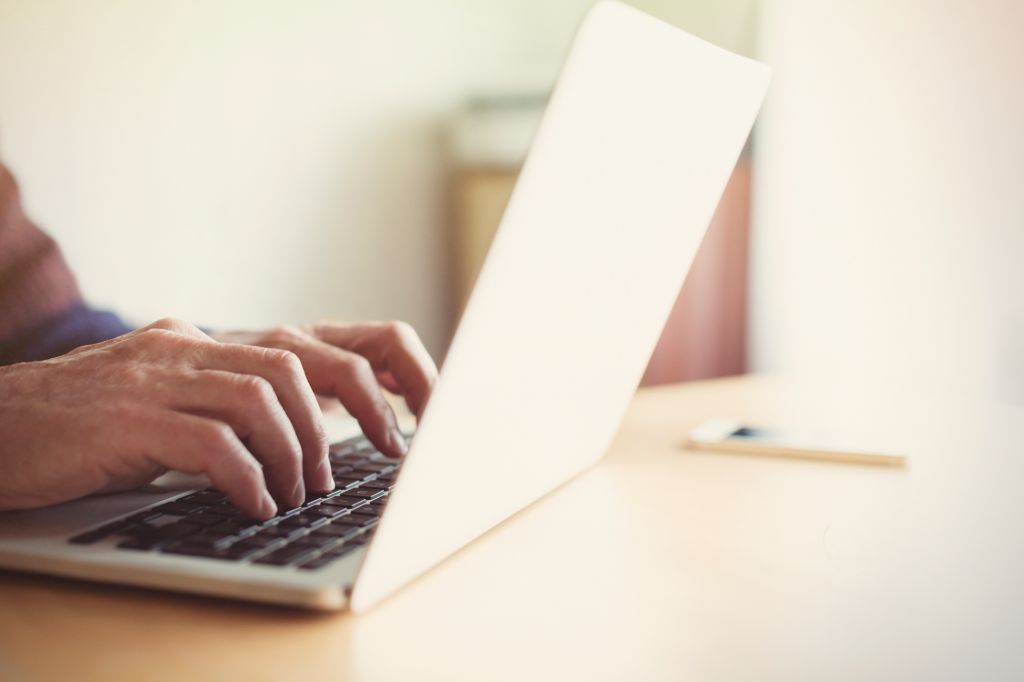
[351,0,770,612]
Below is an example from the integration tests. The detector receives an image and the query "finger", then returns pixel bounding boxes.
[375,370,402,394]
[285,336,406,457]
[190,342,333,495]
[313,321,438,420]
[159,369,304,508]
[128,411,277,520]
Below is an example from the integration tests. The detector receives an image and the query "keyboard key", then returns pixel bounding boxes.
[307,505,342,519]
[340,488,377,499]
[180,490,226,505]
[320,524,365,545]
[303,491,326,505]
[297,547,358,570]
[161,538,264,561]
[241,537,282,554]
[296,555,335,570]
[210,518,261,536]
[290,534,332,549]
[200,505,241,518]
[252,544,317,567]
[125,521,201,542]
[334,446,367,457]
[327,536,367,554]
[312,522,356,537]
[163,544,229,559]
[252,524,293,539]
[277,503,306,516]
[329,449,362,462]
[124,510,163,525]
[327,497,368,512]
[182,531,236,550]
[332,516,370,529]
[226,540,266,559]
[185,512,232,527]
[353,464,389,474]
[320,496,357,509]
[279,511,328,528]
[328,441,360,456]
[154,501,201,516]
[355,519,379,532]
[116,537,157,551]
[360,480,392,490]
[69,529,110,545]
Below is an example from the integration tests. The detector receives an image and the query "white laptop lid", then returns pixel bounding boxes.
[351,0,770,612]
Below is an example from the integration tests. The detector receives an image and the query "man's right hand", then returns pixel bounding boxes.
[0,318,333,519]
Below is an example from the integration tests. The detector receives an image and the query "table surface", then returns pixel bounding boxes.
[1,375,1022,681]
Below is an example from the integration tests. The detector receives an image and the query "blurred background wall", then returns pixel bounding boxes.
[752,0,1024,404]
[1,0,1020,399]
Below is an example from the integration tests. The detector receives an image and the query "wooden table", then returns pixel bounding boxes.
[1,375,1022,681]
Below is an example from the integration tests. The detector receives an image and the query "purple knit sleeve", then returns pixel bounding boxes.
[0,302,133,365]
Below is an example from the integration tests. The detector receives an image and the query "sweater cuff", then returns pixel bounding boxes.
[0,302,133,365]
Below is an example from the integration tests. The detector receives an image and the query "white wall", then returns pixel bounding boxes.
[0,0,754,356]
[751,0,1024,402]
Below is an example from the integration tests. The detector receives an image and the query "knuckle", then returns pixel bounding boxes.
[136,326,197,351]
[233,374,276,404]
[342,354,373,378]
[262,347,303,374]
[198,421,237,452]
[135,328,175,349]
[147,317,178,331]
[384,319,415,341]
[147,317,189,333]
[264,325,304,347]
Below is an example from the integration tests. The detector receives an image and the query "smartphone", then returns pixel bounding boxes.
[687,418,907,466]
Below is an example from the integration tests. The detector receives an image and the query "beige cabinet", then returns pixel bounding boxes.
[448,167,518,318]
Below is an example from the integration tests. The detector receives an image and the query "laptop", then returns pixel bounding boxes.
[0,1,769,612]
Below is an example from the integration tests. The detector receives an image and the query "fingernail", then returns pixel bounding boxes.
[291,479,305,507]
[259,491,277,519]
[389,428,409,457]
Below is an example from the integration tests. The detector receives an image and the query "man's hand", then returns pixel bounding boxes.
[215,321,438,457]
[0,318,436,520]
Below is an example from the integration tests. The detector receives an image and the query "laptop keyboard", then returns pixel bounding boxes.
[68,433,402,571]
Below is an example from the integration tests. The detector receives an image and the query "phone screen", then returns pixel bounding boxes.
[729,426,779,440]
